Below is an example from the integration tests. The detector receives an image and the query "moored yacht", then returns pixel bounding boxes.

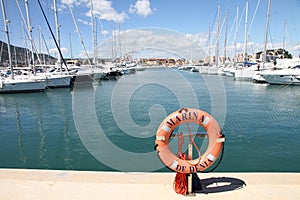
[259,65,300,85]
[198,65,209,74]
[42,74,71,88]
[207,65,219,75]
[234,62,258,81]
[222,66,235,77]
[0,75,46,93]
[0,0,46,94]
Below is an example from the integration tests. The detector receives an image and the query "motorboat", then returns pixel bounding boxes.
[259,65,300,85]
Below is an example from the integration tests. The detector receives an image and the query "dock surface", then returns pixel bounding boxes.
[0,169,299,200]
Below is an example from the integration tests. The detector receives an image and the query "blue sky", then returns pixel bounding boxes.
[1,0,300,59]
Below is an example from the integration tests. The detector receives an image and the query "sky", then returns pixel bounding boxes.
[1,0,300,60]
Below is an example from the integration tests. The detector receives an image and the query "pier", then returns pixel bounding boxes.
[1,169,299,200]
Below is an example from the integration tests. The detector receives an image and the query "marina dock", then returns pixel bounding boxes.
[1,169,299,200]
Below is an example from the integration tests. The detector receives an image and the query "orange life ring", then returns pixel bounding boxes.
[155,108,225,173]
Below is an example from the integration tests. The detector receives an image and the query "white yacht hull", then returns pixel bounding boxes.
[0,78,46,93]
[198,65,209,74]
[234,69,257,81]
[45,75,71,88]
[252,72,268,83]
[36,73,72,88]
[207,66,218,75]
[260,70,300,85]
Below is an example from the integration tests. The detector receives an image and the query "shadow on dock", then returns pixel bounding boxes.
[193,175,246,194]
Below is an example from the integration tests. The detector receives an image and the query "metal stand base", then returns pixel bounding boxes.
[186,174,196,196]
[186,173,203,196]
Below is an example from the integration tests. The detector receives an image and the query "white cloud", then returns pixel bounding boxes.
[101,30,109,35]
[95,28,299,60]
[97,28,206,59]
[61,0,128,22]
[79,49,92,58]
[129,0,153,17]
[77,18,90,25]
[61,0,85,7]
[49,47,68,54]
[98,11,128,23]
[89,0,128,22]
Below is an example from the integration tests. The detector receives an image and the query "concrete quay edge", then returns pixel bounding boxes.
[0,169,299,200]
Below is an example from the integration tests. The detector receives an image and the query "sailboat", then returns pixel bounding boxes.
[252,0,271,83]
[35,0,71,88]
[234,0,258,81]
[14,0,71,89]
[0,0,46,93]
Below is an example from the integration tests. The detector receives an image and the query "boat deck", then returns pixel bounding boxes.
[1,169,299,200]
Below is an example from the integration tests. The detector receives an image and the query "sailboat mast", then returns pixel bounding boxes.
[244,0,249,63]
[53,0,62,67]
[111,22,115,62]
[263,0,271,68]
[21,22,29,67]
[95,16,98,63]
[25,0,36,75]
[90,0,96,66]
[118,23,122,60]
[234,6,239,65]
[223,8,228,64]
[208,24,211,65]
[0,0,13,79]
[283,18,286,52]
[216,3,220,67]
[68,4,92,65]
[69,33,73,59]
[38,25,46,65]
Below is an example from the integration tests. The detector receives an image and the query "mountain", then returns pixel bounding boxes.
[0,40,56,67]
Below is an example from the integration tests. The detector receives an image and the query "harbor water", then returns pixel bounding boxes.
[0,68,299,172]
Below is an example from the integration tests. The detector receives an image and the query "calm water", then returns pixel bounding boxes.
[0,68,299,172]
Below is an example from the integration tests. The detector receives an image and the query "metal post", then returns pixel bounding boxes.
[186,138,195,196]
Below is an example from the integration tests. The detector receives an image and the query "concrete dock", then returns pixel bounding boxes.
[0,169,299,199]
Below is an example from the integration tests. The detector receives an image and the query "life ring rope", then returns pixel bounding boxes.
[155,108,225,174]
[177,133,184,157]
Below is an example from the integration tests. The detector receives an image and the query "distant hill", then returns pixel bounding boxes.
[0,40,56,67]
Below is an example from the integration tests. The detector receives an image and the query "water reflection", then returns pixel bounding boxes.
[35,102,50,168]
[16,110,28,166]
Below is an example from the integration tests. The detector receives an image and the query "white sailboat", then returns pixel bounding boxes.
[41,0,72,88]
[234,0,259,81]
[0,0,46,94]
[252,0,271,83]
[0,75,46,93]
[222,6,240,77]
